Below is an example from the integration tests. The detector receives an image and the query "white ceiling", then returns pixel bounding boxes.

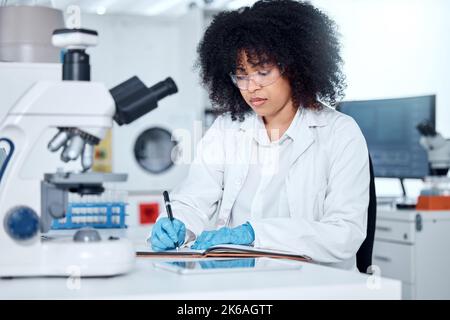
[1,0,259,16]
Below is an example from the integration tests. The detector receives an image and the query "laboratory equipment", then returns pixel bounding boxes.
[415,176,450,210]
[78,10,204,227]
[337,95,436,179]
[416,120,450,176]
[0,5,64,62]
[0,62,61,123]
[99,10,204,195]
[50,177,129,230]
[52,201,126,230]
[0,25,178,277]
[414,121,450,209]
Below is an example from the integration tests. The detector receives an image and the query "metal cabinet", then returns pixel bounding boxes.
[374,208,450,299]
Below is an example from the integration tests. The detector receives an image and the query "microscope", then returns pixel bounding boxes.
[0,27,178,277]
[416,121,450,210]
[417,121,450,176]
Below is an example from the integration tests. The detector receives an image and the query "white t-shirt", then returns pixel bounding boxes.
[229,108,301,227]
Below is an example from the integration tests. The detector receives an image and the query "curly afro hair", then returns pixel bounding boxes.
[196,0,346,121]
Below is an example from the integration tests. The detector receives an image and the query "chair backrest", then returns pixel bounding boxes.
[356,155,376,273]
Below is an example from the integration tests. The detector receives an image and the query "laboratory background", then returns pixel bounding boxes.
[0,0,449,300]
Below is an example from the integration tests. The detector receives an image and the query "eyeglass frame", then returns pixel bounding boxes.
[229,63,285,91]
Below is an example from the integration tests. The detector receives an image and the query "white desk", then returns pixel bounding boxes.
[0,227,401,300]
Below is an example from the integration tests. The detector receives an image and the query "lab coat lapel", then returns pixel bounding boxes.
[288,109,315,167]
[218,115,254,223]
[286,107,329,218]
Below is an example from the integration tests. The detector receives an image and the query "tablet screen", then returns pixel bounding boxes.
[153,258,302,274]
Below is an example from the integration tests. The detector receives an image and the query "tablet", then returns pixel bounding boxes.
[152,257,302,275]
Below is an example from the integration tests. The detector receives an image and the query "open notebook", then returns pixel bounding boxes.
[136,244,312,262]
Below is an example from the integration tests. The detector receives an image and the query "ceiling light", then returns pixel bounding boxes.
[96,6,106,15]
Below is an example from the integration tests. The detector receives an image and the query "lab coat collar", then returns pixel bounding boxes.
[252,110,299,145]
[304,104,330,128]
[239,105,330,165]
[239,105,329,136]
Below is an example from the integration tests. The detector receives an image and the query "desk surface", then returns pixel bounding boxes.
[0,227,401,300]
[377,207,450,221]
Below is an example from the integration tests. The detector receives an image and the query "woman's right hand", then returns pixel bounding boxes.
[150,217,186,251]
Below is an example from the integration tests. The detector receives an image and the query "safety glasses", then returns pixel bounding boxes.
[230,65,283,90]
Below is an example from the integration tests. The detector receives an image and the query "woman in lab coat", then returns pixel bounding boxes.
[149,0,370,271]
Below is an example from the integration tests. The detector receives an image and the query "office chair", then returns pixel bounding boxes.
[356,155,376,273]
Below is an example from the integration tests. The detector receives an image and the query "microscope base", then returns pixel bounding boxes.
[0,238,136,278]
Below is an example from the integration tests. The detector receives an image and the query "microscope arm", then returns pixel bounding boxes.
[419,135,450,172]
[419,134,448,150]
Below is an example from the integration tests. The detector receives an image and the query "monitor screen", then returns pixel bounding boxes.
[337,95,436,178]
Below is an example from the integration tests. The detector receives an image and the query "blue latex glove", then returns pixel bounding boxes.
[150,217,186,251]
[199,258,255,270]
[191,222,255,250]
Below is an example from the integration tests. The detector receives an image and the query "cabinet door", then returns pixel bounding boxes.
[372,240,415,284]
[402,283,415,300]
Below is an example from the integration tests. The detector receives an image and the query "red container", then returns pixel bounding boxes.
[416,195,450,210]
[139,203,159,224]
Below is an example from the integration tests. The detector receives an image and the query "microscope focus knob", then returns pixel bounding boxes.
[4,206,40,241]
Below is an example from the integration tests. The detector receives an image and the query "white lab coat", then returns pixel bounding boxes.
[166,105,370,270]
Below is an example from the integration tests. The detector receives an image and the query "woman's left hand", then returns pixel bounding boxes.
[191,222,255,250]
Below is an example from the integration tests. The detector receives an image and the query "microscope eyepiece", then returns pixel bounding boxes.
[148,77,178,102]
[417,121,437,137]
[110,76,178,126]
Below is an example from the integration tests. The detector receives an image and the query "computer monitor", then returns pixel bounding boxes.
[337,95,436,179]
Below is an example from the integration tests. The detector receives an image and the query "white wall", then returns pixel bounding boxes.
[311,0,450,197]
[312,0,450,136]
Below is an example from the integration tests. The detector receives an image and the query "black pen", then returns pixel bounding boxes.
[163,190,179,251]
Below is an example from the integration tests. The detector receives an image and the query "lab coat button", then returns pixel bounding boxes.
[236,179,242,186]
[218,218,225,225]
